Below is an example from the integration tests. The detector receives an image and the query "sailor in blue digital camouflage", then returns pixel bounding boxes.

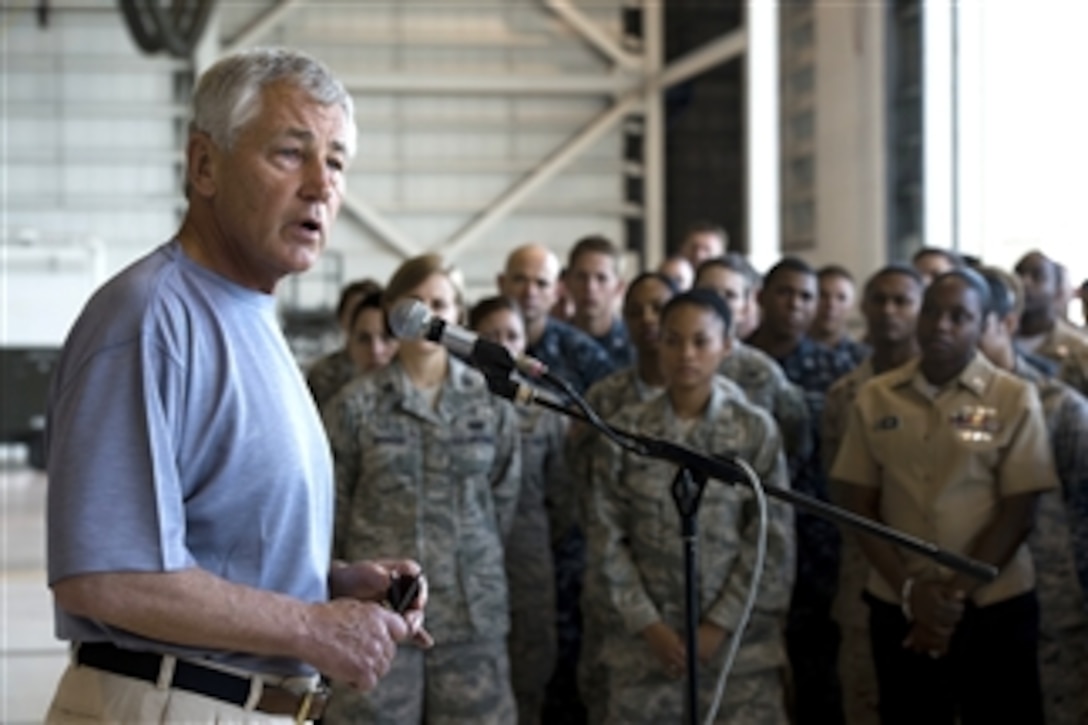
[585,290,795,725]
[747,258,858,725]
[323,255,521,725]
[567,272,676,724]
[813,265,871,368]
[977,267,1088,725]
[470,295,568,725]
[565,235,636,371]
[693,256,812,474]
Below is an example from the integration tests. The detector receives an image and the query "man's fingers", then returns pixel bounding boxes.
[412,628,435,650]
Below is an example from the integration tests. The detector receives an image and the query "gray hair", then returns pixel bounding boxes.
[190,47,356,158]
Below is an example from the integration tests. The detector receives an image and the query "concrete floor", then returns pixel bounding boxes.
[1,450,68,723]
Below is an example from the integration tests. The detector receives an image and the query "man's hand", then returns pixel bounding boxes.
[641,621,686,678]
[302,598,410,690]
[329,559,433,649]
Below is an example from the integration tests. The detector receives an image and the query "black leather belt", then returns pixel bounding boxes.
[75,642,327,720]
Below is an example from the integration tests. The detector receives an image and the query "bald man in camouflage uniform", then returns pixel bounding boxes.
[323,356,521,724]
[586,380,795,724]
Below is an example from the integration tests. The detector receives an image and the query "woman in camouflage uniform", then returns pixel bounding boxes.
[306,278,382,407]
[323,255,522,725]
[586,289,796,724]
[470,295,570,725]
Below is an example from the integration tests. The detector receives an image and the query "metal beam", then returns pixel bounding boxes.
[543,0,642,70]
[659,27,747,91]
[222,0,303,56]
[441,91,643,262]
[434,27,747,262]
[341,72,630,96]
[641,0,665,269]
[338,29,742,99]
[341,191,421,260]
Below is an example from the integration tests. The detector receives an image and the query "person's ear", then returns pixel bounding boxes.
[1002,312,1019,338]
[186,132,219,198]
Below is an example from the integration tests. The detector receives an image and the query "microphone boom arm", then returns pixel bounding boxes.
[482,368,999,584]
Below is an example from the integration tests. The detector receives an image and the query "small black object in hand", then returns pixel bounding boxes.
[386,574,421,615]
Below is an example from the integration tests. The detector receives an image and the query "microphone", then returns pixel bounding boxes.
[387,298,549,379]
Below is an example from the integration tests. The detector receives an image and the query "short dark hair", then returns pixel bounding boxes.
[696,252,761,291]
[928,268,992,320]
[624,271,678,305]
[337,278,382,320]
[468,295,521,331]
[347,291,390,335]
[912,246,964,268]
[863,264,924,296]
[764,257,815,287]
[817,264,854,283]
[684,220,728,244]
[568,234,622,272]
[661,288,733,336]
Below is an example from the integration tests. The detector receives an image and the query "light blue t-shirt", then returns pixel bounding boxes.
[46,240,333,677]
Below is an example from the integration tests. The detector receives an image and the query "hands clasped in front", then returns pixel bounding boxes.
[310,559,434,691]
[903,579,966,659]
[642,620,730,679]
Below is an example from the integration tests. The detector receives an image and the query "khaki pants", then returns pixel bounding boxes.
[45,663,300,724]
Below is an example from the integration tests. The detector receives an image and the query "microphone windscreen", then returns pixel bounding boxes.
[388,298,430,340]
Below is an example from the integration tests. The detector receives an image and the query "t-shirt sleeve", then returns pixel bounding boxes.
[47,337,194,585]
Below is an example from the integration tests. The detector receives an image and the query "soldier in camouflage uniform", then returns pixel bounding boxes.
[323,256,521,725]
[976,267,1088,725]
[822,265,924,725]
[470,295,569,725]
[569,271,677,724]
[586,290,796,725]
[306,278,382,407]
[718,344,810,473]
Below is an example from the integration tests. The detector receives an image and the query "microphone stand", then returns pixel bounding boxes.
[480,366,998,725]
